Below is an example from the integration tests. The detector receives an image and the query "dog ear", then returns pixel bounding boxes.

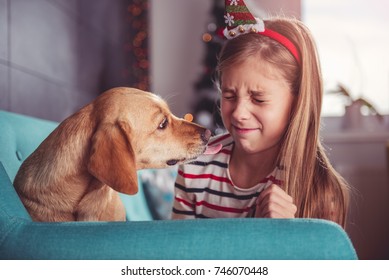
[87,121,138,195]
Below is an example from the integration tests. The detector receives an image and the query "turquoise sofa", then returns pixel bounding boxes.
[0,109,357,260]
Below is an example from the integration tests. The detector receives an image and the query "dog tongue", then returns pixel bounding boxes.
[203,143,223,155]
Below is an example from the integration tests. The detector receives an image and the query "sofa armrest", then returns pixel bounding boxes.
[0,217,357,260]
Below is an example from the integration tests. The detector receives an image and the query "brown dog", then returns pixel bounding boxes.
[14,87,218,222]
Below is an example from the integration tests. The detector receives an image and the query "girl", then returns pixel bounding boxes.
[172,3,350,228]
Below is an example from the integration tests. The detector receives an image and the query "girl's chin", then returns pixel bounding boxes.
[234,138,282,158]
[233,139,261,154]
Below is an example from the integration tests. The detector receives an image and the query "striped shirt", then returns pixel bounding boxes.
[172,133,282,219]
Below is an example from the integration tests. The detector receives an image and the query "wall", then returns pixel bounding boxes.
[0,0,301,120]
[149,0,213,119]
[0,0,130,122]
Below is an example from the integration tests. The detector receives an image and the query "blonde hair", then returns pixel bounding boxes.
[216,17,350,228]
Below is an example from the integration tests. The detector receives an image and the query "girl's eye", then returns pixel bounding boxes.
[158,117,168,129]
[223,93,236,100]
[253,98,265,104]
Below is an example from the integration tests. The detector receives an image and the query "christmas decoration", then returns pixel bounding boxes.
[223,0,264,39]
[123,0,150,91]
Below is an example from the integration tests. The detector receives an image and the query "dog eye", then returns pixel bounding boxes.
[158,117,168,129]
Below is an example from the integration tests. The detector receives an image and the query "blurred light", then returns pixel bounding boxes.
[207,23,217,32]
[197,111,213,127]
[202,33,213,42]
[184,113,194,122]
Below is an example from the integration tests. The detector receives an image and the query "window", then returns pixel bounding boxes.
[302,0,389,116]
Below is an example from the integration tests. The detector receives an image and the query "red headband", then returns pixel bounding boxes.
[258,29,301,64]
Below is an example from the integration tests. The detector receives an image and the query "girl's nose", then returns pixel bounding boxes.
[232,99,250,121]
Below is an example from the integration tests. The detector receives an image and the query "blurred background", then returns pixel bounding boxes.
[0,0,388,259]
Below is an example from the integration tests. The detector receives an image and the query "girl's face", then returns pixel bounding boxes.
[220,55,294,156]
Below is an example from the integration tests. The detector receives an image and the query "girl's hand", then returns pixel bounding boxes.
[255,184,297,218]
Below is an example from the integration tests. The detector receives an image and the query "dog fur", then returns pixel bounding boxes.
[14,87,210,222]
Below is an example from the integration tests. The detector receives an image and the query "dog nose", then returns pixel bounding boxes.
[201,129,212,143]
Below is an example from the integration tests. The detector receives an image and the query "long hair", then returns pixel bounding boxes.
[216,17,350,228]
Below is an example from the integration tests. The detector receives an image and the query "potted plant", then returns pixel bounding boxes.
[327,83,383,130]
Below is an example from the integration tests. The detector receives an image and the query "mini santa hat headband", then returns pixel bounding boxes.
[223,0,301,64]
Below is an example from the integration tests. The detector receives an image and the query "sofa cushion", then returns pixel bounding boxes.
[140,168,177,220]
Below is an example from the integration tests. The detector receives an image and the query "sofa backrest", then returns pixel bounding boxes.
[0,110,58,181]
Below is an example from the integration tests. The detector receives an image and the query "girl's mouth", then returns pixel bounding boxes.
[233,125,258,134]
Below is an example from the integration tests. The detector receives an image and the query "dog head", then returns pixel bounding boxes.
[87,87,212,195]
